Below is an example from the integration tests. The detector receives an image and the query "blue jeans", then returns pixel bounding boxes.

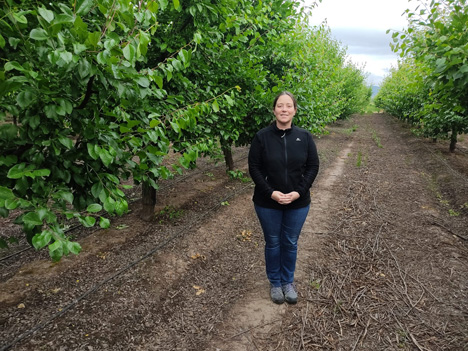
[254,204,310,287]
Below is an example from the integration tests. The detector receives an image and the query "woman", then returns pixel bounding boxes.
[248,91,319,304]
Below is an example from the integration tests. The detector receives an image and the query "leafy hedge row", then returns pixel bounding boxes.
[375,0,468,151]
[0,0,370,260]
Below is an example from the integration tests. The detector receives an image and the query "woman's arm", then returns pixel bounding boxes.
[294,133,319,197]
[248,134,274,199]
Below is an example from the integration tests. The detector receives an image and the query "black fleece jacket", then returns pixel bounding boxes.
[248,123,320,210]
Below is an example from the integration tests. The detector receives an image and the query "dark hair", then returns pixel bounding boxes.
[272,91,297,110]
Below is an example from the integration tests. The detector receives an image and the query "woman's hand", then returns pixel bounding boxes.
[271,191,300,205]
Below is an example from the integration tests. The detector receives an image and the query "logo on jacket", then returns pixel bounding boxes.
[296,138,301,142]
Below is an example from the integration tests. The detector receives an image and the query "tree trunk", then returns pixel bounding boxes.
[449,128,457,153]
[223,146,234,172]
[140,181,156,221]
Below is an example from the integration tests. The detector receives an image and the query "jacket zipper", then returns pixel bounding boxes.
[282,132,288,187]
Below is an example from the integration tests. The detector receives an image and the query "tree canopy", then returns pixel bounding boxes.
[376,0,468,151]
[0,0,370,260]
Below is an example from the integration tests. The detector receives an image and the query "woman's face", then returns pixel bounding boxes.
[274,94,297,129]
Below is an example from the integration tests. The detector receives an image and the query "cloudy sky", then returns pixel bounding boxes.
[303,0,414,85]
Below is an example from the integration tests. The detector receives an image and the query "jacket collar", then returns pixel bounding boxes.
[272,121,294,135]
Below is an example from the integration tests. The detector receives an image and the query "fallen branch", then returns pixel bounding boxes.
[431,220,467,241]
[351,318,371,351]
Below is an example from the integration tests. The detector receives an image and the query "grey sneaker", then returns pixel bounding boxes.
[270,286,284,304]
[282,283,297,304]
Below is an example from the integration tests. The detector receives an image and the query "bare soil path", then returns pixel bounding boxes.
[1,114,467,351]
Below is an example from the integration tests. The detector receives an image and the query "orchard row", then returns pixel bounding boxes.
[375,0,468,151]
[0,0,370,260]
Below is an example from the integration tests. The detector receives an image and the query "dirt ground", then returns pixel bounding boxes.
[1,113,467,351]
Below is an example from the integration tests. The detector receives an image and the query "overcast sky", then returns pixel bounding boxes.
[303,0,414,85]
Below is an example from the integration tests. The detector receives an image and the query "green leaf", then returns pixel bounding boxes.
[86,31,101,48]
[29,115,40,129]
[120,125,131,133]
[4,61,25,72]
[12,12,27,24]
[159,0,169,10]
[30,28,48,41]
[0,34,5,49]
[76,0,93,16]
[59,51,73,65]
[225,95,234,106]
[178,49,189,65]
[32,230,52,249]
[36,208,48,220]
[91,182,104,198]
[14,178,29,195]
[78,59,91,78]
[173,0,181,10]
[59,136,73,149]
[170,121,180,133]
[67,241,81,255]
[32,169,51,177]
[159,166,171,179]
[17,91,34,108]
[106,173,119,185]
[53,14,74,24]
[81,216,96,227]
[435,57,447,73]
[99,217,110,228]
[137,76,150,87]
[115,200,128,216]
[212,99,220,112]
[73,43,87,55]
[7,163,25,179]
[123,44,136,62]
[150,119,160,128]
[99,149,113,167]
[166,70,172,82]
[171,59,184,71]
[139,30,151,55]
[87,143,99,160]
[0,207,9,218]
[44,105,57,119]
[193,32,202,44]
[48,240,62,253]
[103,196,116,213]
[59,99,73,114]
[5,198,19,210]
[23,212,43,226]
[87,203,102,213]
[179,156,190,168]
[0,155,18,167]
[38,7,54,23]
[56,190,74,204]
[153,75,163,89]
[49,245,63,261]
[0,186,15,200]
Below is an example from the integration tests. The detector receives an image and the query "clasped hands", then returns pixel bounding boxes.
[271,191,300,205]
